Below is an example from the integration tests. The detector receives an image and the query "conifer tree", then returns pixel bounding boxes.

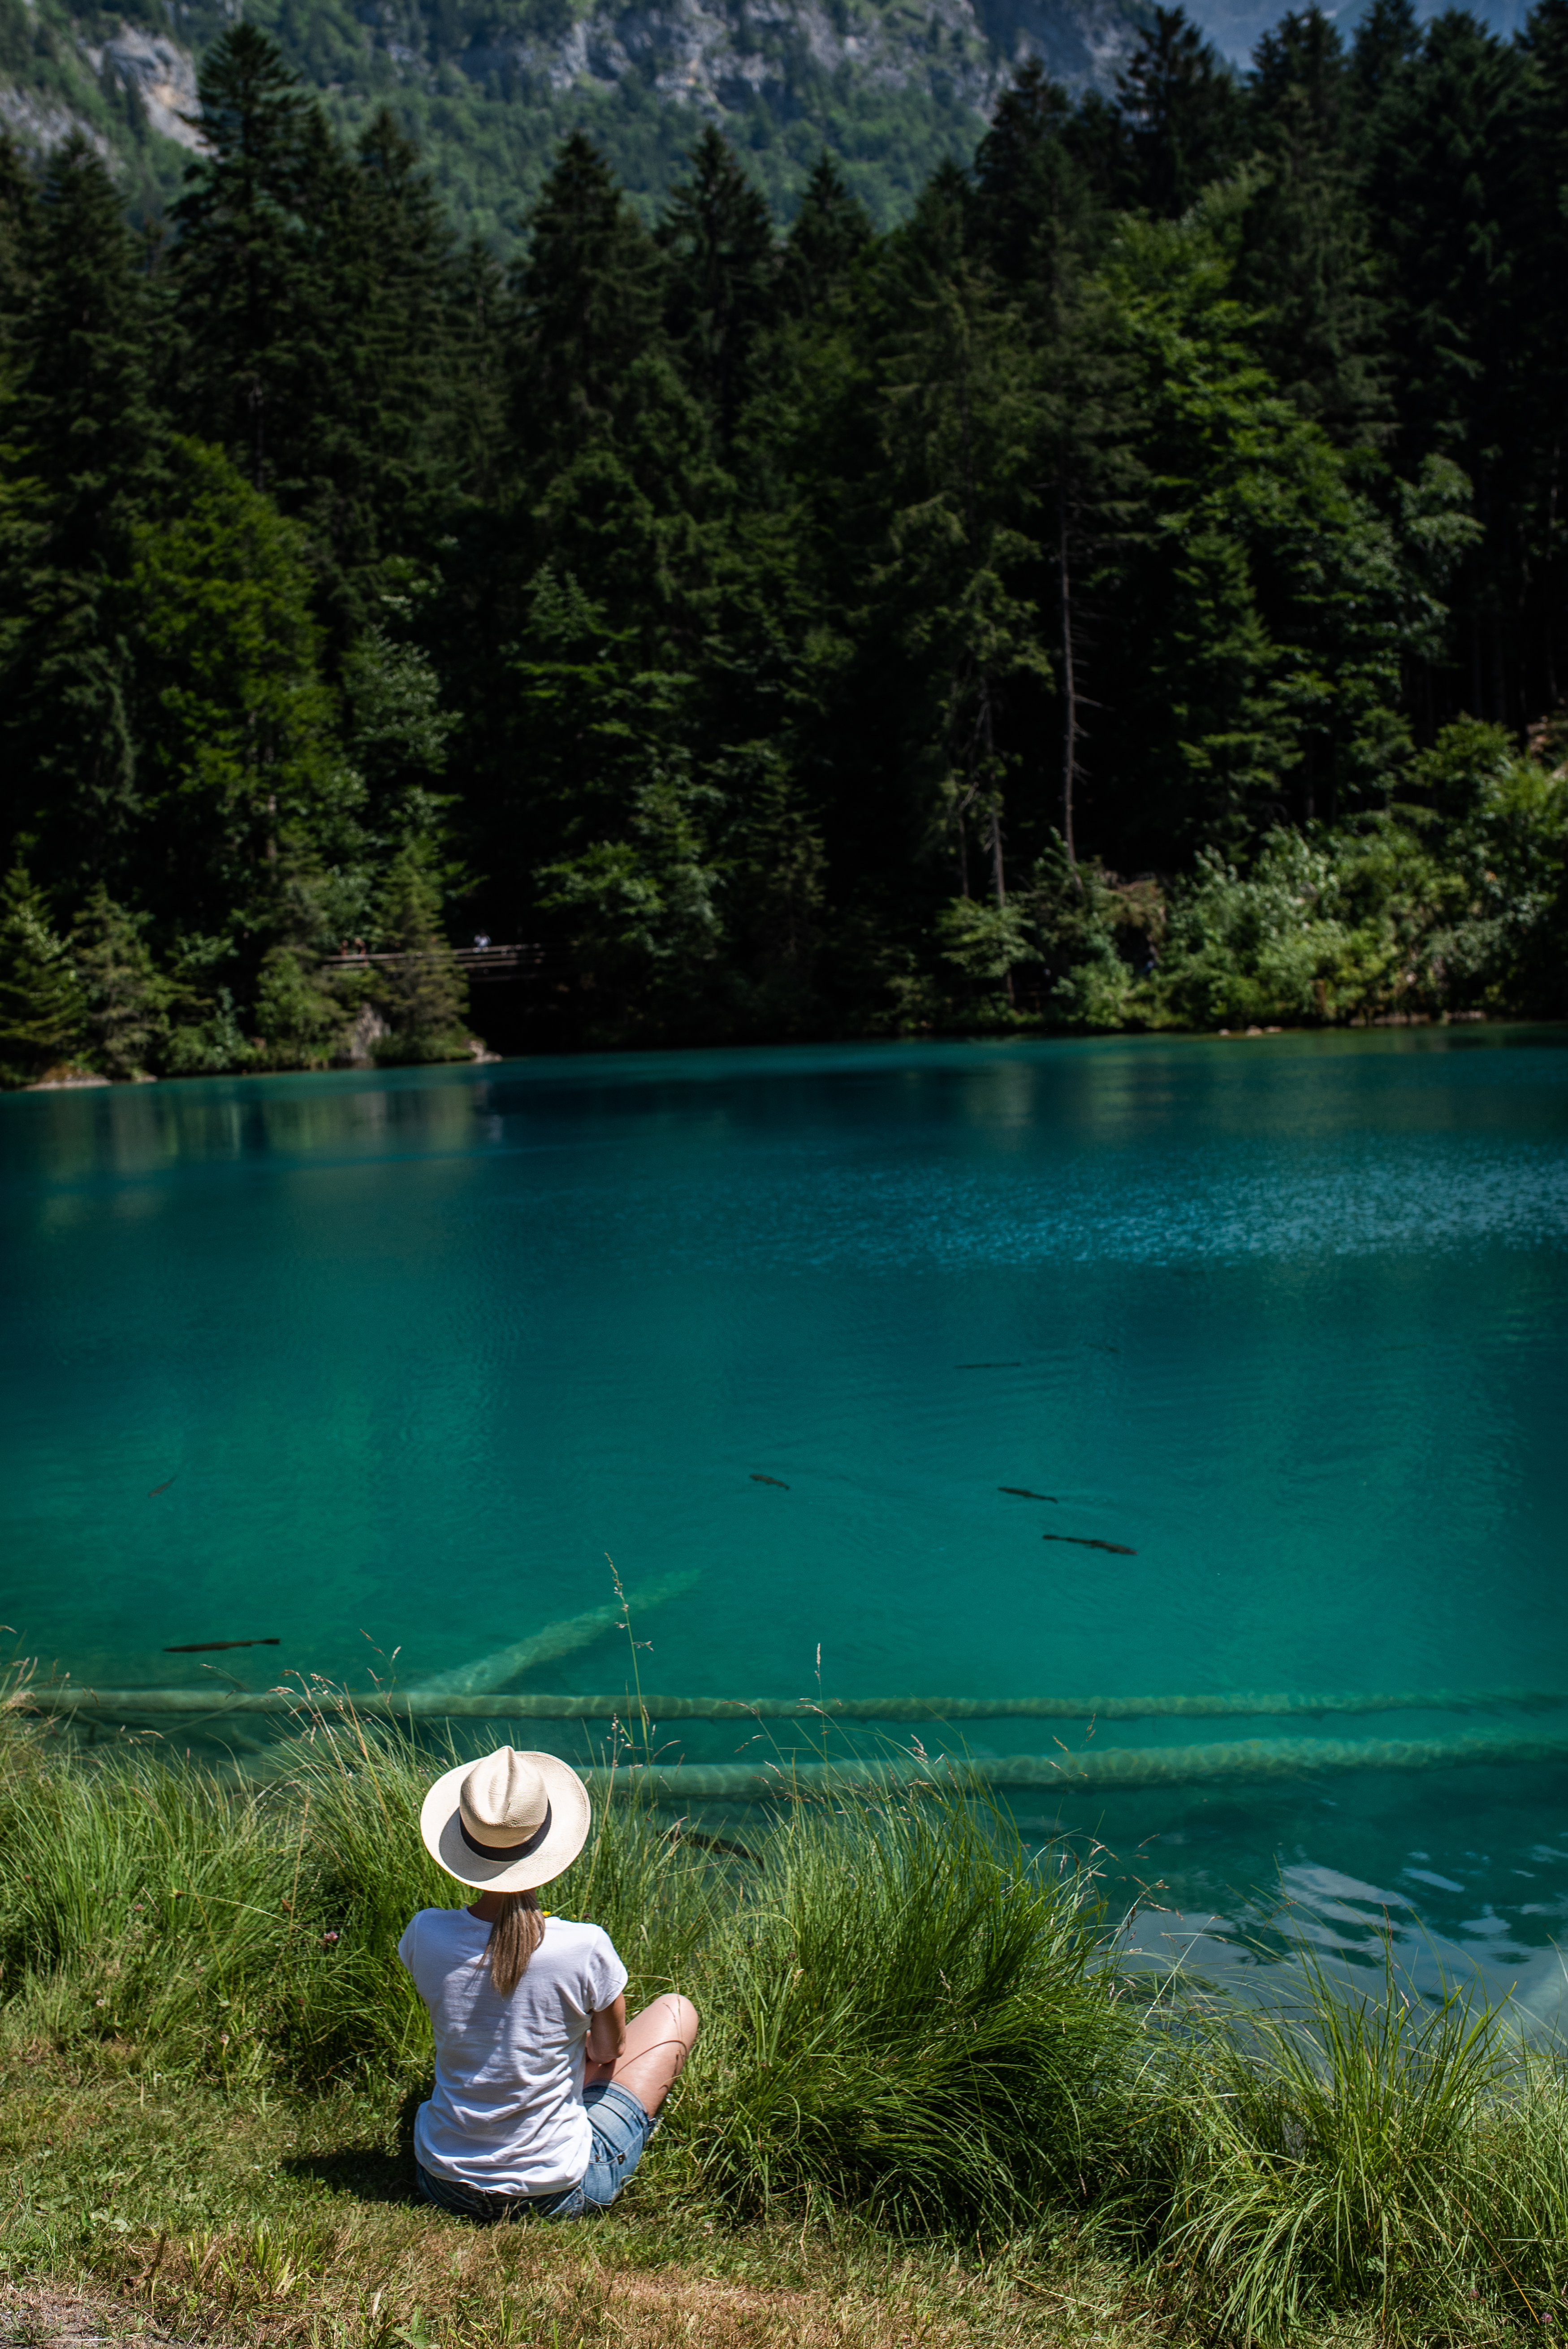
[1348,0,1421,113]
[0,864,86,1086]
[0,135,158,877]
[167,27,325,497]
[971,66,1137,870]
[0,130,35,337]
[1362,10,1529,721]
[971,61,1103,290]
[372,850,471,1061]
[1236,7,1390,444]
[170,52,459,631]
[1114,7,1245,216]
[779,153,873,316]
[72,883,167,1077]
[511,133,667,464]
[1516,0,1568,707]
[875,172,1048,921]
[334,109,464,576]
[659,127,778,440]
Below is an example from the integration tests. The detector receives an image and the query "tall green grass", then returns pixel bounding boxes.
[3,1698,1567,2337]
[680,1795,1134,2229]
[1155,1953,1514,2337]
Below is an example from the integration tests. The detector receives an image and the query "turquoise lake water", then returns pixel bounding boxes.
[4,1031,1568,2006]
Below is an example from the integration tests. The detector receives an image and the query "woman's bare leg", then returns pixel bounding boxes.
[583,1993,700,2115]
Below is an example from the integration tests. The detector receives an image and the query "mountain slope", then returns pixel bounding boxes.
[0,0,1147,233]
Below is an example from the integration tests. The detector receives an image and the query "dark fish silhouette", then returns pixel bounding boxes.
[956,1362,1021,1370]
[147,1477,177,1496]
[670,1829,760,1865]
[164,1638,281,1653]
[1000,1486,1058,1502]
[1042,1534,1136,1556]
[750,1474,789,1488]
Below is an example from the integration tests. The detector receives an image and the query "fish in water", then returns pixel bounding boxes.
[147,1476,177,1496]
[668,1829,760,1865]
[956,1362,1021,1370]
[1041,1534,1137,1556]
[750,1474,789,1488]
[999,1486,1058,1502]
[164,1638,281,1653]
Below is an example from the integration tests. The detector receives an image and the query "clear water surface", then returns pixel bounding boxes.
[4,1032,1568,2009]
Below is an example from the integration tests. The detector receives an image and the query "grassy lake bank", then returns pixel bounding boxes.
[2,1699,1566,2349]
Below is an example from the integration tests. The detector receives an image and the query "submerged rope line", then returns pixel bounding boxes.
[26,1685,1568,1721]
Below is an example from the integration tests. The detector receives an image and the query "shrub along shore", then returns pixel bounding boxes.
[2,1699,1565,2349]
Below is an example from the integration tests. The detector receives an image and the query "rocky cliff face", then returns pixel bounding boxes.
[78,22,203,147]
[449,0,1140,120]
[4,0,1143,233]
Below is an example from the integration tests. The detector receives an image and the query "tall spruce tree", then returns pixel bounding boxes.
[779,152,873,316]
[659,127,778,442]
[510,133,667,467]
[166,29,425,635]
[1516,0,1568,707]
[1348,0,1421,111]
[167,27,325,495]
[0,863,86,1085]
[71,883,167,1077]
[0,135,158,879]
[971,61,1105,291]
[875,171,1048,918]
[0,130,34,341]
[1236,7,1390,444]
[333,109,464,572]
[1362,9,1529,721]
[1114,7,1246,217]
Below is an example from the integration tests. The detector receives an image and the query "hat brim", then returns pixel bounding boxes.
[419,1752,592,1891]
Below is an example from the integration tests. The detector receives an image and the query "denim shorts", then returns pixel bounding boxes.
[415,2082,656,2223]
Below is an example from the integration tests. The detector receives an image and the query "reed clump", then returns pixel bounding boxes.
[2,1697,1566,2343]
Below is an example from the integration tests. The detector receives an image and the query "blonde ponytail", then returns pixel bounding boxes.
[484,1890,544,1995]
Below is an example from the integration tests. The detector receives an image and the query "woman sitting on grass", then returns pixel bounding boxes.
[399,1745,699,2222]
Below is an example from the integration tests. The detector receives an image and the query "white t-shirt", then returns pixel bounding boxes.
[397,1907,629,2194]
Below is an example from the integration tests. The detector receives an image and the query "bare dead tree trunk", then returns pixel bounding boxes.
[980,681,1013,1006]
[1059,485,1082,892]
[1546,440,1561,709]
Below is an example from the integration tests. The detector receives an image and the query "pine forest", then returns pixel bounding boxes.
[3,0,1568,1081]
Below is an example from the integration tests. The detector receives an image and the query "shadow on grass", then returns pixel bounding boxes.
[282,2146,420,2204]
[280,2085,426,2206]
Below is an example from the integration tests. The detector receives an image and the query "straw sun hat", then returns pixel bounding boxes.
[421,1746,592,1892]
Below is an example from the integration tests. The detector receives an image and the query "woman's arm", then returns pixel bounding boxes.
[585,1993,627,2074]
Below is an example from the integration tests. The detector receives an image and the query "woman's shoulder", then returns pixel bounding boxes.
[540,1914,611,1946]
[403,1904,482,1943]
[540,1915,622,1963]
[540,1915,627,1988]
